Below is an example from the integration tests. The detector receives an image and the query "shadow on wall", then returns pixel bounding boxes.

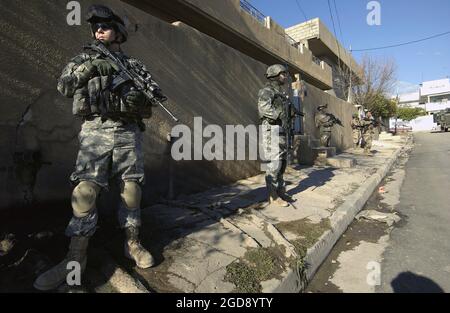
[0,0,268,211]
[0,0,355,213]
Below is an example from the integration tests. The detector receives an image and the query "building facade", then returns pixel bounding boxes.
[286,18,362,101]
[397,78,450,114]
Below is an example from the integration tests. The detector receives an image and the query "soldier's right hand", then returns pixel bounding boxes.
[73,61,96,86]
[91,59,119,76]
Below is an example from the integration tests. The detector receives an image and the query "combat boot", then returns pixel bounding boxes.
[33,236,89,291]
[269,195,290,207]
[124,227,155,269]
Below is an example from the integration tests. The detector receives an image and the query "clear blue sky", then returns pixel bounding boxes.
[248,0,450,94]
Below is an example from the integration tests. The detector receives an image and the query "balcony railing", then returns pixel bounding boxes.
[240,0,324,67]
[239,0,266,25]
[312,55,322,66]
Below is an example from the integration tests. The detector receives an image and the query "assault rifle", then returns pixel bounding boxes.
[284,75,305,164]
[326,113,344,127]
[88,41,180,122]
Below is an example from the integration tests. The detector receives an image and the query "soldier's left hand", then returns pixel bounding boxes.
[125,89,147,109]
[92,59,119,76]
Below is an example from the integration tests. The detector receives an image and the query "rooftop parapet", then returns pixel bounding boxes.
[286,18,363,79]
[122,0,334,89]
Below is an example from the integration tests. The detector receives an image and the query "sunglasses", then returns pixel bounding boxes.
[93,22,114,31]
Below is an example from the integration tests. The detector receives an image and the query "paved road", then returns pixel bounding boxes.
[377,132,450,292]
[307,132,450,293]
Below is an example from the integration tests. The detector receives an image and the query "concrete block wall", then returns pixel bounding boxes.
[286,18,362,80]
[285,18,320,42]
[300,81,355,153]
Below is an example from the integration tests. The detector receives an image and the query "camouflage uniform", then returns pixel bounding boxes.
[361,117,375,153]
[315,109,334,147]
[59,46,153,236]
[351,116,362,148]
[258,80,290,200]
[34,5,157,291]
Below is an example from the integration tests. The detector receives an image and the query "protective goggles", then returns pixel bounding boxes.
[93,22,114,31]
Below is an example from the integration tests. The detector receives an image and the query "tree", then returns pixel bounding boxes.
[367,93,398,119]
[341,55,398,118]
[397,107,427,121]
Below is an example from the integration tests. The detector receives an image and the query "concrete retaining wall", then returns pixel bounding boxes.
[0,0,356,212]
[0,0,267,211]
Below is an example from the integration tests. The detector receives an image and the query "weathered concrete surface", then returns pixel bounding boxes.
[0,0,358,213]
[377,132,450,293]
[0,0,267,210]
[326,156,356,169]
[306,135,411,293]
[329,235,390,293]
[123,135,408,293]
[0,134,406,293]
[124,0,333,89]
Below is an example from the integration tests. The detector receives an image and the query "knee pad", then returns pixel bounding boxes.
[120,181,142,210]
[71,181,100,218]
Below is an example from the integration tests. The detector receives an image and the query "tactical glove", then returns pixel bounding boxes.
[151,88,167,102]
[73,61,96,87]
[124,89,148,110]
[91,59,119,76]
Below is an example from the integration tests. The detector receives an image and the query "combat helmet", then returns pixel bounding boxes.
[265,64,288,79]
[86,5,128,44]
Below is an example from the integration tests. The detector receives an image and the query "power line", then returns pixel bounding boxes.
[333,0,344,46]
[327,0,343,73]
[294,0,308,21]
[351,30,450,52]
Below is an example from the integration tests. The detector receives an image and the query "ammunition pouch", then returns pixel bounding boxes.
[72,87,91,116]
[72,74,151,120]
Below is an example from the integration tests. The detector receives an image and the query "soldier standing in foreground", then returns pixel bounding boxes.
[34,5,163,291]
[258,64,298,207]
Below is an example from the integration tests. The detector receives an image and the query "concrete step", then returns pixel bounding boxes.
[312,147,336,158]
[313,147,336,166]
[326,156,357,168]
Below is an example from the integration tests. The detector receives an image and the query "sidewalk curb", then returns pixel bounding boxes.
[271,142,406,293]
